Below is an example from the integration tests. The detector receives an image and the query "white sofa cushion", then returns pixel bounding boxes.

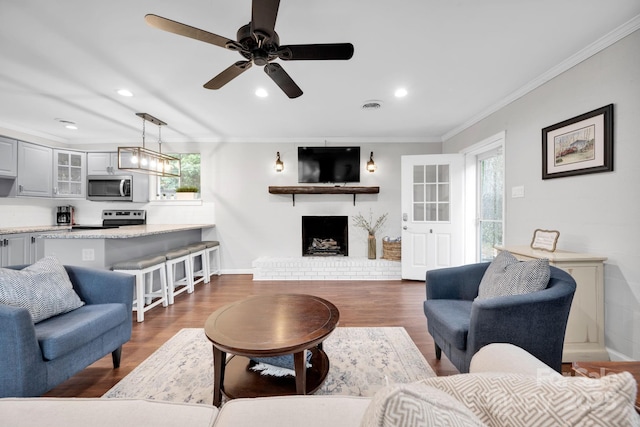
[469,343,562,377]
[213,395,371,427]
[360,382,485,427]
[421,372,639,427]
[0,398,218,427]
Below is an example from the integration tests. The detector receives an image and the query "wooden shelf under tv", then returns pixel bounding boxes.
[268,186,380,206]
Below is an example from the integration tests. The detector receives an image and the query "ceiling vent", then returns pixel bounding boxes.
[361,100,383,110]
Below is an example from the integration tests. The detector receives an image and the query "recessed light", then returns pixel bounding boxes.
[394,88,408,98]
[56,119,78,130]
[117,89,134,97]
[255,88,269,98]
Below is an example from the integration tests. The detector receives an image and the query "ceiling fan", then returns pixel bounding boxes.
[145,0,354,98]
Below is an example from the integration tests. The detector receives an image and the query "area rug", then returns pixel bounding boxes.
[103,327,435,405]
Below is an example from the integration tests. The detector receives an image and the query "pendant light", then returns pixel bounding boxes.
[118,113,181,177]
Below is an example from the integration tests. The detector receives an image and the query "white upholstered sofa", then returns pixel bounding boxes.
[2,343,638,427]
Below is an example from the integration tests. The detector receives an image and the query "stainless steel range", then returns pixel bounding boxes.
[72,210,146,230]
[102,209,146,227]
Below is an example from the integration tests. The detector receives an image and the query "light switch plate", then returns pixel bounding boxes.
[511,185,525,198]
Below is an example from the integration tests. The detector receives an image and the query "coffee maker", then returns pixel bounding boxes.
[56,206,74,225]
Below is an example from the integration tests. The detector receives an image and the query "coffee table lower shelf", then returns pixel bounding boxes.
[222,347,330,400]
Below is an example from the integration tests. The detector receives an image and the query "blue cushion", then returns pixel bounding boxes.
[34,303,128,360]
[423,300,472,351]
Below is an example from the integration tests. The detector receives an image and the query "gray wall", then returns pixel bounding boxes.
[444,29,640,360]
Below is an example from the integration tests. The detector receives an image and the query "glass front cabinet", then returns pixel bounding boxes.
[54,149,86,198]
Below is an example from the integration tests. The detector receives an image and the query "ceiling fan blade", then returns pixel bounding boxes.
[204,61,252,90]
[145,14,237,49]
[251,0,280,37]
[278,43,355,61]
[264,63,303,98]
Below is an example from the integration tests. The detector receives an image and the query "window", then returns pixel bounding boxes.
[156,153,201,199]
[477,148,504,262]
[412,164,450,222]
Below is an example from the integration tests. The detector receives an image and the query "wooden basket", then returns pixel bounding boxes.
[382,240,401,261]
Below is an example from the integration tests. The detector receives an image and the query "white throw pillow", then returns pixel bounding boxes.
[421,372,639,427]
[0,256,84,323]
[360,382,486,427]
[476,250,550,300]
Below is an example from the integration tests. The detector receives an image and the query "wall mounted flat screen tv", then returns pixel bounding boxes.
[298,146,360,183]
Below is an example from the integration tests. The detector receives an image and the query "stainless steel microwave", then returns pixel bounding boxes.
[86,175,133,201]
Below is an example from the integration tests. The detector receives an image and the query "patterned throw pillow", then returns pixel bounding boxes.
[421,372,640,427]
[0,256,84,323]
[476,251,550,300]
[360,382,486,427]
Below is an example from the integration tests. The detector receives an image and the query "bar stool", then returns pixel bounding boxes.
[165,247,193,304]
[112,254,168,322]
[202,240,221,277]
[185,242,209,285]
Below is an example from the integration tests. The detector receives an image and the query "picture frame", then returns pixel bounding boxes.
[530,229,560,252]
[542,104,613,179]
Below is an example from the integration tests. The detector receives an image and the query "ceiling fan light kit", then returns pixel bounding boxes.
[144,0,354,98]
[118,113,181,178]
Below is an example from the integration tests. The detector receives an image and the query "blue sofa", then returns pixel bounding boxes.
[0,265,134,397]
[423,262,576,373]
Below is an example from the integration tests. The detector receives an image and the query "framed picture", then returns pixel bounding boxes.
[542,104,613,179]
[530,229,560,252]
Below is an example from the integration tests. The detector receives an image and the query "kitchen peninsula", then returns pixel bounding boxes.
[39,224,215,270]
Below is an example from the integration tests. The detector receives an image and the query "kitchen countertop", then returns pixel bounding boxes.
[0,225,72,234]
[29,224,214,239]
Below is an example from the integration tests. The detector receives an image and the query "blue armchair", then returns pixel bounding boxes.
[423,262,576,373]
[0,264,134,397]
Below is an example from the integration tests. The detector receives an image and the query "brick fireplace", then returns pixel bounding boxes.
[251,214,401,281]
[301,216,348,256]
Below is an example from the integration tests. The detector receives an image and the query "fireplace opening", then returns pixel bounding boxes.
[302,216,348,256]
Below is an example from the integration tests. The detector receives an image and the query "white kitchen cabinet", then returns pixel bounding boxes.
[497,245,608,362]
[0,136,18,177]
[17,141,53,197]
[87,152,119,175]
[53,149,86,198]
[0,232,46,267]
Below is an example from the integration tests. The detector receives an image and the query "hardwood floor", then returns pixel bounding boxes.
[44,274,459,397]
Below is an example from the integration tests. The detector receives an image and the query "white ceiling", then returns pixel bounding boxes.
[1,0,639,146]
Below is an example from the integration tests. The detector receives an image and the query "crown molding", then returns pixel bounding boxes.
[442,14,640,142]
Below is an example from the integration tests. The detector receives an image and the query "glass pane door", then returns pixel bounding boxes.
[412,164,450,222]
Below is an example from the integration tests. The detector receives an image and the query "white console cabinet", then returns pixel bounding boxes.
[496,245,608,362]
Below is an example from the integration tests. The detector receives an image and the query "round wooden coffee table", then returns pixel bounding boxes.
[204,293,340,406]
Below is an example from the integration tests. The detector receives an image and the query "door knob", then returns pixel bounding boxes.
[403,226,408,230]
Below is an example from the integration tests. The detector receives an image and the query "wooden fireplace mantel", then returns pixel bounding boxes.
[268,186,380,206]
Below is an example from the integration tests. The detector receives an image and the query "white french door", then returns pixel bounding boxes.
[400,154,465,280]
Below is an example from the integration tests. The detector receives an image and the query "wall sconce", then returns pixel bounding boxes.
[366,151,377,172]
[275,152,284,172]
